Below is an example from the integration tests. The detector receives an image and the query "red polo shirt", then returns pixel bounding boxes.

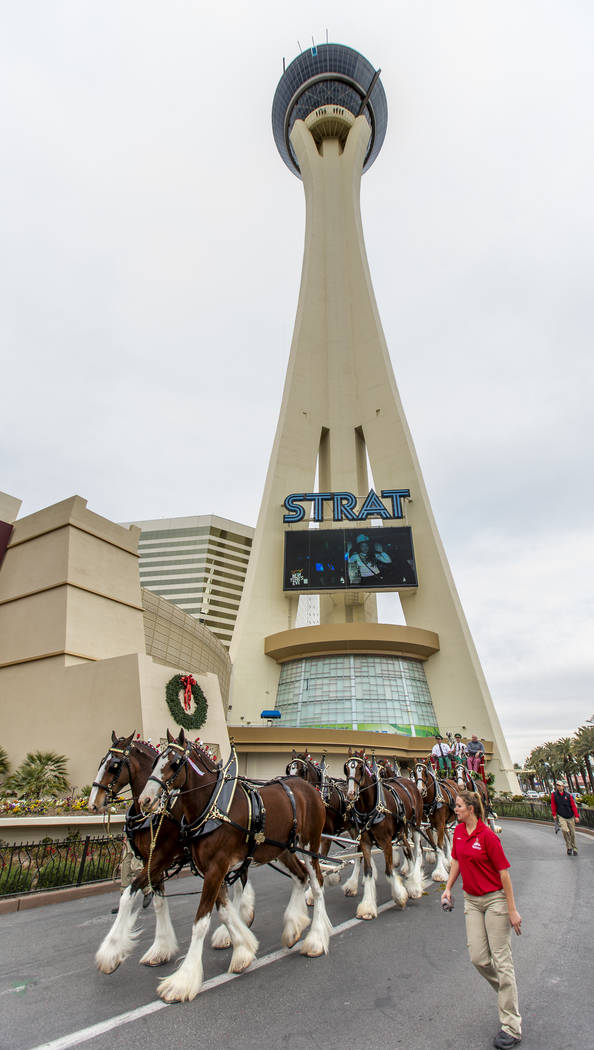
[451,819,510,896]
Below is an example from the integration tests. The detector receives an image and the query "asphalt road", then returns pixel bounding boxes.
[0,821,592,1050]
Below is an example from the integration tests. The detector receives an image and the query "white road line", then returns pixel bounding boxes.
[27,901,396,1050]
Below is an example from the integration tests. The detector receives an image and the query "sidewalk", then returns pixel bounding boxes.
[0,868,194,915]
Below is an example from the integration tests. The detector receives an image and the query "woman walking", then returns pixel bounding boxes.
[441,790,522,1049]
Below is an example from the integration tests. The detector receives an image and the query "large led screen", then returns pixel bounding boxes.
[283,527,417,592]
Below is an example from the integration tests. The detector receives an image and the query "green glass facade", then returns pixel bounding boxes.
[276,654,438,735]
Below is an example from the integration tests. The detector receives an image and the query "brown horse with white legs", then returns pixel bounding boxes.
[286,751,359,894]
[344,751,425,920]
[138,729,332,1003]
[412,759,459,881]
[90,732,253,973]
[89,731,184,970]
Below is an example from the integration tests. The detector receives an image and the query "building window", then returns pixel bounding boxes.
[276,654,438,736]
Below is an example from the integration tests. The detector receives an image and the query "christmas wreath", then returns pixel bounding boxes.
[164,673,208,731]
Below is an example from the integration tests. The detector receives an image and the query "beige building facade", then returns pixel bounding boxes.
[0,496,231,790]
[229,45,518,790]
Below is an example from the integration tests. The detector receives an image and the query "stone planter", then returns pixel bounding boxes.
[0,814,125,844]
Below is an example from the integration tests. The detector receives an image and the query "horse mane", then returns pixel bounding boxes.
[133,739,160,759]
[189,739,218,772]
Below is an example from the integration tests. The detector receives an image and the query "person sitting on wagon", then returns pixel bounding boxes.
[466,734,486,773]
[431,734,452,775]
[451,732,468,763]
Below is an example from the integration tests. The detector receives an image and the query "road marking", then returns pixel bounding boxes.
[27,901,396,1050]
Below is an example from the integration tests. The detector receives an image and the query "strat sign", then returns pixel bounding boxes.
[283,488,410,524]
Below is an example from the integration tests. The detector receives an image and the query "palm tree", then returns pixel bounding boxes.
[525,745,548,790]
[554,737,579,791]
[573,725,594,793]
[540,741,564,789]
[0,746,9,782]
[4,751,69,798]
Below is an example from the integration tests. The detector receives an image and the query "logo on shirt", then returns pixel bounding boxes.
[471,841,482,851]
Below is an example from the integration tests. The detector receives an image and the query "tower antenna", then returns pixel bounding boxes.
[297,39,302,53]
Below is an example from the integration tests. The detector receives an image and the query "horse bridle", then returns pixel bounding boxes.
[344,756,375,798]
[145,741,190,800]
[92,745,133,803]
[286,755,319,780]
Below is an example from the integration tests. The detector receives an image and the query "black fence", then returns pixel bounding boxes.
[494,800,594,830]
[0,834,124,897]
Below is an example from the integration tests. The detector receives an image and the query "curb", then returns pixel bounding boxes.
[0,868,193,916]
[0,878,118,915]
[499,816,594,838]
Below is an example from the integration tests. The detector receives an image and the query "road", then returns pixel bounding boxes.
[0,821,592,1050]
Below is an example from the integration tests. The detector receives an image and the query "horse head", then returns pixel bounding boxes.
[88,731,138,812]
[411,760,427,798]
[285,749,319,782]
[455,761,472,789]
[344,752,373,803]
[139,728,216,814]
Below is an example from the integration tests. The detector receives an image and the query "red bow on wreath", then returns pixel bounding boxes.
[180,674,196,712]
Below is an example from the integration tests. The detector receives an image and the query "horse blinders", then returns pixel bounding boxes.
[145,741,190,799]
[92,745,132,803]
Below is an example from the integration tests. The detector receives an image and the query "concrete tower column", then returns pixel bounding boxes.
[229,45,517,789]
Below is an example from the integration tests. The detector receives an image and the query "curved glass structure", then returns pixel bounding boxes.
[276,654,438,735]
[272,44,388,177]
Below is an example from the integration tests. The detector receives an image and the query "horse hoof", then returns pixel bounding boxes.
[157,976,201,1003]
[228,949,254,974]
[96,960,120,975]
[343,887,357,898]
[356,910,376,921]
[211,927,232,950]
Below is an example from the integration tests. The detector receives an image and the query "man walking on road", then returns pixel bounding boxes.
[550,780,580,855]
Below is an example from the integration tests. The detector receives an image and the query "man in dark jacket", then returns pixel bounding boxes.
[550,780,580,855]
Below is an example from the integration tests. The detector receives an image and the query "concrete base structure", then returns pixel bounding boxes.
[229,725,493,784]
[0,496,230,789]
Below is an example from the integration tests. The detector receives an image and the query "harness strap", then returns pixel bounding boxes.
[393,778,418,822]
[277,778,298,852]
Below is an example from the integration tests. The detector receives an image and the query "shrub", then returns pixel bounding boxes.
[4,752,69,799]
[0,866,33,896]
[81,856,118,883]
[577,793,594,808]
[36,859,78,889]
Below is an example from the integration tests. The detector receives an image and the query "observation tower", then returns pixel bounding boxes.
[229,44,516,789]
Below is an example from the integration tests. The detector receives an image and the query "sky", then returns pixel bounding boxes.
[2,2,593,764]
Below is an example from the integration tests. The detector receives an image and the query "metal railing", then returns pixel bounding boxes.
[494,800,594,830]
[0,834,124,897]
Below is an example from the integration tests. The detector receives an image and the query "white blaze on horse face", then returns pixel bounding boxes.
[415,765,426,797]
[140,752,167,811]
[88,757,110,811]
[346,759,359,801]
[289,761,300,776]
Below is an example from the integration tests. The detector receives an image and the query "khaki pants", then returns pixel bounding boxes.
[120,838,144,891]
[558,815,577,851]
[464,889,522,1039]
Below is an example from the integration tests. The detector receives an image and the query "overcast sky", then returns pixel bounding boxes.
[2,2,593,764]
